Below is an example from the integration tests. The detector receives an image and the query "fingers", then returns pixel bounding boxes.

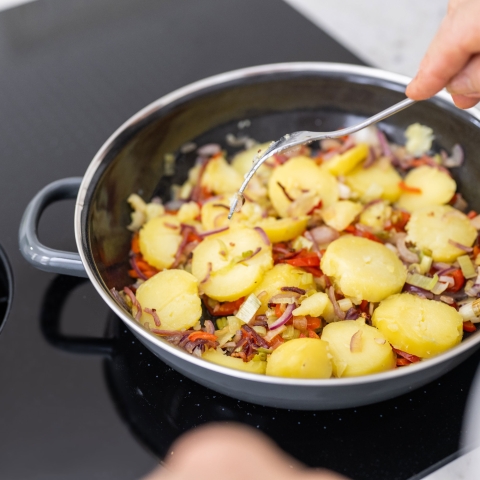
[406,0,480,101]
[447,53,480,106]
[148,423,349,480]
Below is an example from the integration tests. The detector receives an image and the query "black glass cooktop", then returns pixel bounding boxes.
[0,1,478,479]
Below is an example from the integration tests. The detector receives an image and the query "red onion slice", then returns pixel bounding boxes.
[309,226,340,246]
[269,303,296,330]
[144,307,161,327]
[129,255,148,280]
[237,247,261,263]
[448,239,473,253]
[443,144,464,168]
[197,143,222,157]
[281,286,306,295]
[198,226,229,238]
[204,319,215,335]
[327,286,346,320]
[254,226,271,246]
[200,262,212,284]
[124,287,142,321]
[396,233,419,264]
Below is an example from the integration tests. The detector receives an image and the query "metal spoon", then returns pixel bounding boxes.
[228,97,416,218]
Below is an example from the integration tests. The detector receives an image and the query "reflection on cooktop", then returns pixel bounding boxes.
[39,275,480,480]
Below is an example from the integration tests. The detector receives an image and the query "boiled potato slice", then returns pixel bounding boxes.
[406,205,477,262]
[200,195,264,231]
[201,155,243,195]
[322,200,363,232]
[345,158,402,203]
[293,292,335,322]
[396,166,456,212]
[372,293,463,358]
[321,235,407,302]
[253,263,316,314]
[257,217,309,243]
[321,319,395,377]
[177,201,200,223]
[266,338,332,378]
[135,269,202,331]
[359,200,392,232]
[139,215,182,270]
[203,348,266,374]
[322,143,369,176]
[231,142,272,176]
[268,156,338,218]
[191,226,273,302]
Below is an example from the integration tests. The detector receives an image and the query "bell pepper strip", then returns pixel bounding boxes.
[306,316,322,330]
[212,297,245,316]
[463,321,477,333]
[393,348,421,363]
[396,357,411,367]
[268,334,285,350]
[359,300,369,314]
[307,329,319,339]
[131,233,141,254]
[385,211,411,232]
[467,210,478,219]
[398,181,422,194]
[445,269,465,293]
[283,251,320,267]
[307,199,323,215]
[344,225,383,243]
[301,266,323,277]
[188,332,218,342]
[275,303,286,318]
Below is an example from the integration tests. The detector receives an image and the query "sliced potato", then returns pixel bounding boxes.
[345,158,402,203]
[321,143,369,176]
[136,269,202,331]
[293,292,335,322]
[268,156,338,218]
[139,215,182,270]
[203,348,266,374]
[321,319,395,377]
[359,200,392,232]
[396,166,456,212]
[406,205,477,262]
[266,338,332,378]
[253,263,316,314]
[201,155,243,195]
[257,216,309,243]
[322,200,363,232]
[320,235,407,302]
[231,142,272,176]
[191,226,273,302]
[372,293,463,358]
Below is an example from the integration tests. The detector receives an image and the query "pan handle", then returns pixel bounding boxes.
[19,177,88,277]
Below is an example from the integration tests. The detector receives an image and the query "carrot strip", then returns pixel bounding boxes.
[188,332,218,342]
[398,181,422,194]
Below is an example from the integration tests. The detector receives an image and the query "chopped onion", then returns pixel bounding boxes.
[338,182,351,199]
[253,226,271,246]
[264,325,287,341]
[350,330,363,353]
[459,299,480,322]
[431,281,449,295]
[197,143,221,157]
[235,294,261,323]
[443,144,464,168]
[458,255,477,279]
[269,292,300,304]
[198,226,229,238]
[337,298,353,312]
[406,272,438,291]
[439,295,455,305]
[396,233,419,264]
[269,303,296,330]
[448,239,473,253]
[293,316,307,331]
[327,286,346,320]
[309,225,340,246]
[438,275,455,286]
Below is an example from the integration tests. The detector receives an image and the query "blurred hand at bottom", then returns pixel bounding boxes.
[142,423,349,480]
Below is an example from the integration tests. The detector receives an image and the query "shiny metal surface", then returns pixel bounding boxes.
[23,62,480,410]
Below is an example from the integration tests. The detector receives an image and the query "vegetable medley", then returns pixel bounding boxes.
[113,123,480,379]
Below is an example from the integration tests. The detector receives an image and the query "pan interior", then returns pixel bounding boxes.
[82,71,480,297]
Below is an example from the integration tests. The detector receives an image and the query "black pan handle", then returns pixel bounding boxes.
[40,275,115,356]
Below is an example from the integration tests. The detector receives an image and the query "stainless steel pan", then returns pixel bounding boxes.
[19,63,480,409]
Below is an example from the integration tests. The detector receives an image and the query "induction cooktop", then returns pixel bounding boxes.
[0,1,477,479]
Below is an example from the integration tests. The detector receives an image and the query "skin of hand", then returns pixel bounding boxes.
[142,423,349,480]
[406,0,480,108]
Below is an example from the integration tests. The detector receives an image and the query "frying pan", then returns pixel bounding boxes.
[19,63,480,409]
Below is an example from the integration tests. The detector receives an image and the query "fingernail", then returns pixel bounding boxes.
[447,72,474,94]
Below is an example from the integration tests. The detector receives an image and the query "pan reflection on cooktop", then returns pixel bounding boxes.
[40,275,479,480]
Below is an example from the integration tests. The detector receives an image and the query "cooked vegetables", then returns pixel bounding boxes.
[321,236,407,302]
[116,123,477,379]
[372,293,463,358]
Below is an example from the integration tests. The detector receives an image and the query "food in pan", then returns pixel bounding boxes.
[113,122,480,379]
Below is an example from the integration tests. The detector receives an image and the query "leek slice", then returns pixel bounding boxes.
[458,255,477,279]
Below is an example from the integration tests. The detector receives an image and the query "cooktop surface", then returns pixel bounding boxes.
[0,1,478,479]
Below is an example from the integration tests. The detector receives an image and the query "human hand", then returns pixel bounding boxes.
[406,0,480,108]
[142,423,349,480]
